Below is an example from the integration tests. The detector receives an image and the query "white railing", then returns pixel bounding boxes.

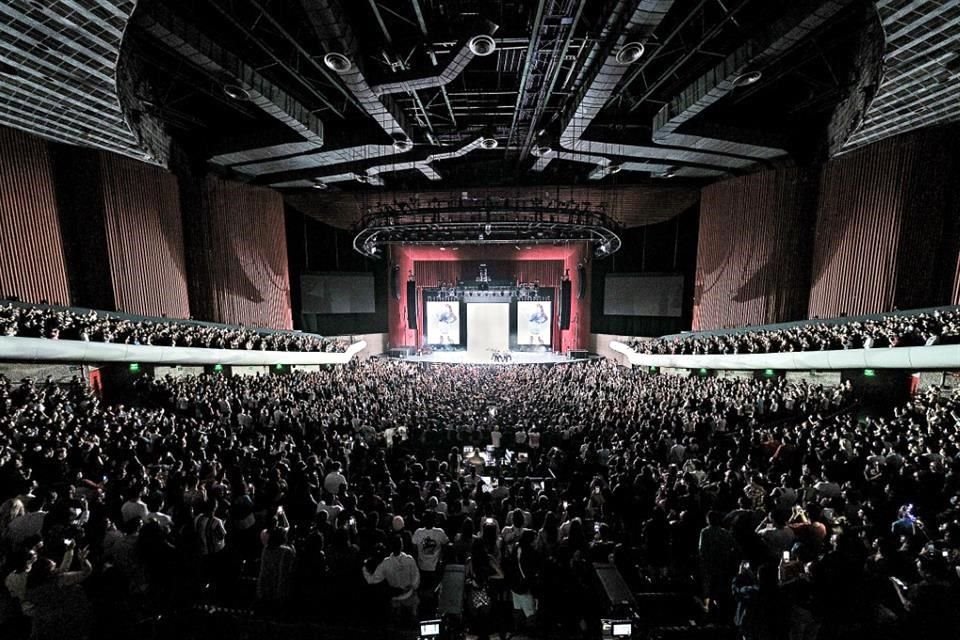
[610,341,960,370]
[0,337,367,366]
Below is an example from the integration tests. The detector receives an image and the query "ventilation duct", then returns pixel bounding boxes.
[539,0,854,178]
[141,7,323,147]
[268,137,496,187]
[651,0,855,157]
[236,0,498,182]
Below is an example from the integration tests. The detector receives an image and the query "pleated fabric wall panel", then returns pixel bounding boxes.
[692,168,817,331]
[807,132,951,318]
[99,153,190,318]
[194,176,293,329]
[0,127,71,304]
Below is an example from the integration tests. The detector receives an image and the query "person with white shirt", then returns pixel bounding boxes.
[411,512,448,590]
[363,535,420,619]
[323,462,348,497]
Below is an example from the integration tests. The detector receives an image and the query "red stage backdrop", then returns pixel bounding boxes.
[388,244,590,353]
[0,127,71,305]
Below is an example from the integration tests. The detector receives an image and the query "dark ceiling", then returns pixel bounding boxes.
[0,0,956,203]
[125,0,881,191]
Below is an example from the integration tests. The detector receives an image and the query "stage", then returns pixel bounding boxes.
[393,350,588,365]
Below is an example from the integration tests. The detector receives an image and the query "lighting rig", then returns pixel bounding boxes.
[353,196,622,258]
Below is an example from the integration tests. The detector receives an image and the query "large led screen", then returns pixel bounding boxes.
[425,301,461,345]
[517,301,552,346]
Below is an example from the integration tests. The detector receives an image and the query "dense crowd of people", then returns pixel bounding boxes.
[631,308,960,355]
[0,304,348,353]
[1,360,959,640]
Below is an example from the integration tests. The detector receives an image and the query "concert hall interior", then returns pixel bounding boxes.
[1,1,960,640]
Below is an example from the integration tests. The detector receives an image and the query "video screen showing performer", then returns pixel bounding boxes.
[517,301,551,345]
[426,301,460,344]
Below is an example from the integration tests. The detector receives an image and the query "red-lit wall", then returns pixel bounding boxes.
[388,244,590,352]
[0,127,71,304]
[692,168,817,330]
[189,176,293,329]
[808,131,952,317]
[99,153,190,318]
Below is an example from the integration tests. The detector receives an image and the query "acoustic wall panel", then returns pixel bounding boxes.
[0,127,71,304]
[99,153,190,318]
[692,167,817,331]
[808,131,952,318]
[190,176,293,329]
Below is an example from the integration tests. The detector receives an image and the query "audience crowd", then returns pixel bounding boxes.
[0,360,959,640]
[631,308,960,355]
[0,304,348,353]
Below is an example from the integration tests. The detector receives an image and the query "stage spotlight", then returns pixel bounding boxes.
[468,34,496,56]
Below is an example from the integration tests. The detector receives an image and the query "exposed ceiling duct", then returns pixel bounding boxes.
[0,0,167,164]
[651,0,856,157]
[231,0,498,183]
[841,0,960,152]
[140,6,323,148]
[269,137,497,188]
[538,0,856,179]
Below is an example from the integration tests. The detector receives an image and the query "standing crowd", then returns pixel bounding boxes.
[0,360,958,640]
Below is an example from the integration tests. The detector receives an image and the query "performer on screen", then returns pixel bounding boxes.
[528,303,548,344]
[436,303,458,344]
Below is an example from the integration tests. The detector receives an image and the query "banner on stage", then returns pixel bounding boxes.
[426,301,460,345]
[517,301,551,345]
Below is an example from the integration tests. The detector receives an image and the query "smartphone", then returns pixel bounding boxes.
[782,550,790,562]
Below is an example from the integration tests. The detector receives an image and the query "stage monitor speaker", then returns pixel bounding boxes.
[406,281,417,329]
[560,280,571,330]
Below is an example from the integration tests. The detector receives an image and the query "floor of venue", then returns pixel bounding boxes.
[397,350,586,365]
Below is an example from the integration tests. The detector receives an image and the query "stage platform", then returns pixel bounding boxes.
[391,350,589,365]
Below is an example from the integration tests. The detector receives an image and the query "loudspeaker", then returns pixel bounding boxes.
[406,281,417,329]
[391,265,400,300]
[577,264,586,299]
[560,280,571,330]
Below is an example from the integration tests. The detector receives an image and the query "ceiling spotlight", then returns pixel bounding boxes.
[732,70,762,87]
[607,162,623,175]
[311,180,328,190]
[480,137,499,150]
[356,174,371,184]
[615,42,645,65]
[324,52,353,73]
[392,134,413,152]
[468,34,497,57]
[223,84,251,101]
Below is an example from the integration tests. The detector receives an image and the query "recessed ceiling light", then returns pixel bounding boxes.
[480,137,499,150]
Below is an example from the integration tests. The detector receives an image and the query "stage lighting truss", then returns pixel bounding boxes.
[353,200,622,258]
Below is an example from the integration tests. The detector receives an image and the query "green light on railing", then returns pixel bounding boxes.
[129,363,139,373]
[699,368,708,375]
[764,369,775,376]
[864,369,876,377]
[213,364,223,372]
[275,364,283,370]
